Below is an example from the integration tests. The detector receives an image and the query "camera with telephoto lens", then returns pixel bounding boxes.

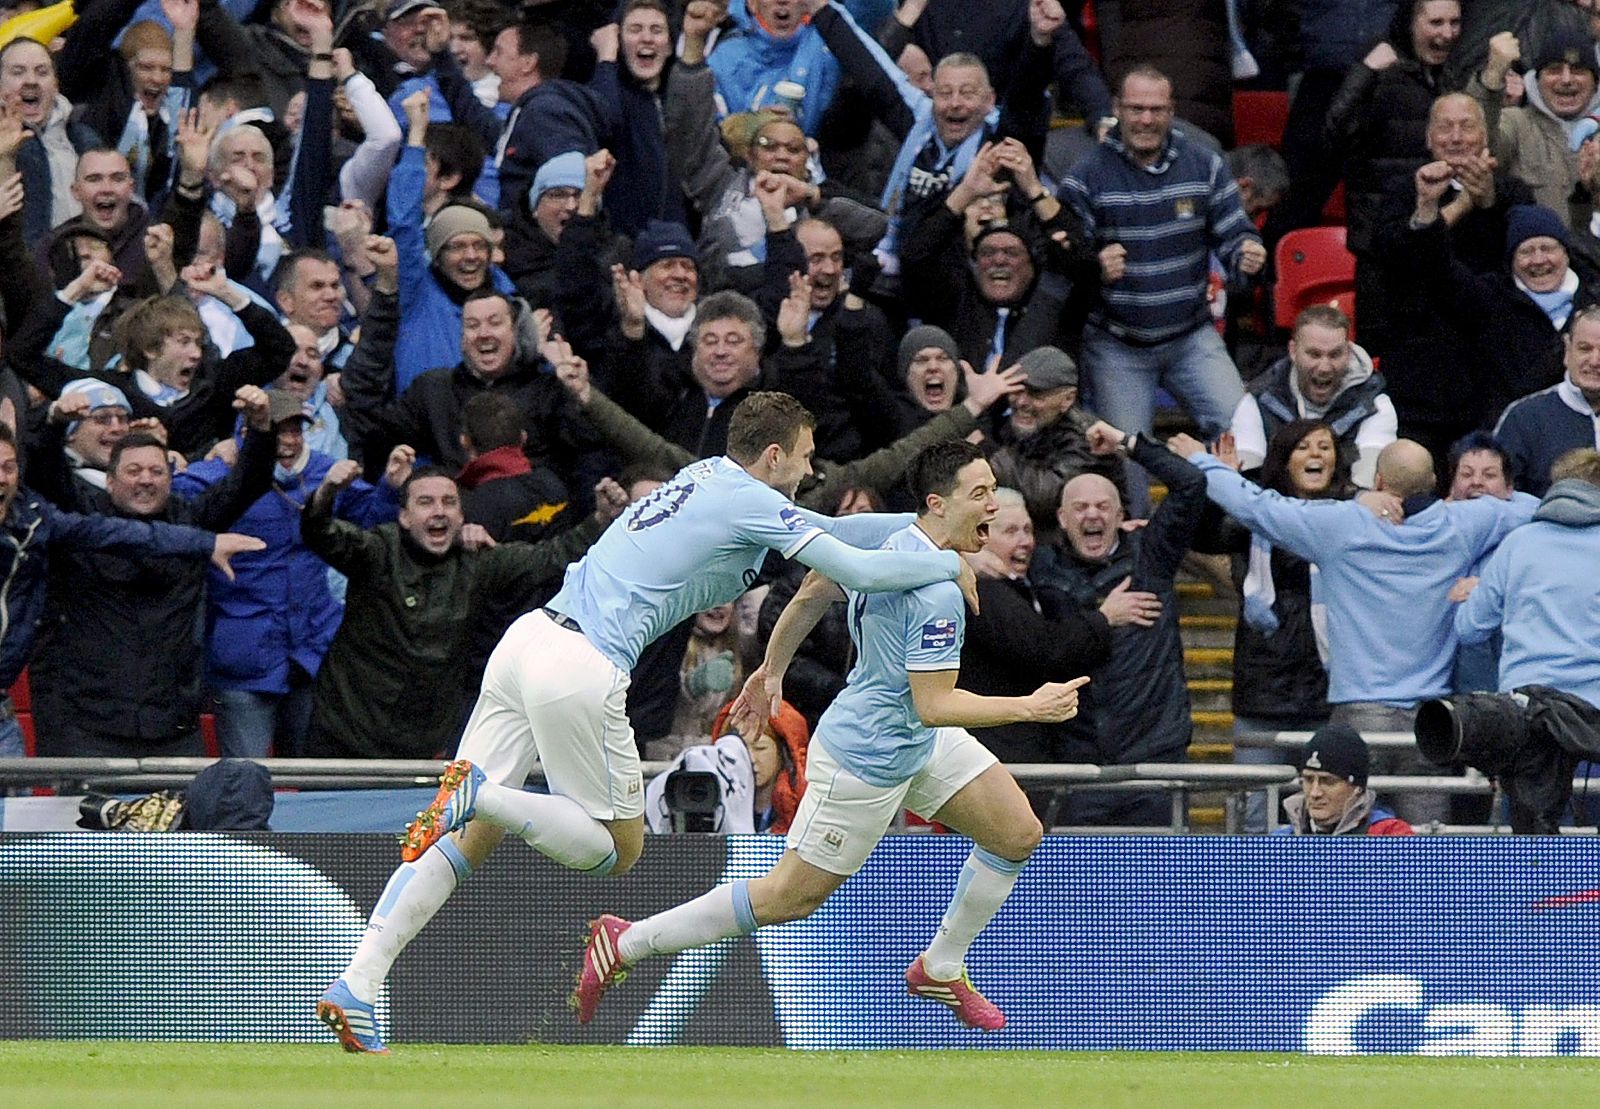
[1416,686,1600,834]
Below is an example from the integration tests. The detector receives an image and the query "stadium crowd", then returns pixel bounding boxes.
[0,0,1598,835]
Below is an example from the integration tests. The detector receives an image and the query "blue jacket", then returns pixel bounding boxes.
[172,451,399,694]
[1192,454,1536,706]
[387,145,516,393]
[1493,378,1600,497]
[1456,479,1600,710]
[1299,0,1398,71]
[1062,129,1261,345]
[709,0,841,135]
[0,489,216,692]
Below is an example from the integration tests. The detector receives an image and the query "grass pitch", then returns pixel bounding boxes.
[2,1043,1598,1108]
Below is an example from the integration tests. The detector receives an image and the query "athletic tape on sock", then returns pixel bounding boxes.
[731,879,758,934]
[586,848,619,878]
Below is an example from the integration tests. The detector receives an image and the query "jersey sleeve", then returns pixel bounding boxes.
[729,480,827,559]
[903,582,965,673]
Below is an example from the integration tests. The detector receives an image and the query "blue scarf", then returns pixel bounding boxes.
[1520,267,1579,329]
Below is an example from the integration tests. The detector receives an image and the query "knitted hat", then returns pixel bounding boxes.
[971,220,1032,260]
[1299,722,1370,787]
[631,219,698,271]
[1017,345,1078,390]
[1532,26,1598,77]
[897,325,960,379]
[61,377,131,438]
[1505,204,1571,261]
[425,205,493,261]
[529,151,586,208]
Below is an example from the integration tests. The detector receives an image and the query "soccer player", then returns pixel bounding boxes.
[317,392,979,1052]
[571,440,1088,1031]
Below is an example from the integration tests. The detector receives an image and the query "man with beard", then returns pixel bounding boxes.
[1471,26,1600,221]
[390,92,515,392]
[1063,66,1266,466]
[987,346,1125,540]
[1230,304,1397,488]
[1030,420,1208,825]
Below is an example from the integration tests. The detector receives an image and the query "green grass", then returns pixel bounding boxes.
[2,1043,1599,1108]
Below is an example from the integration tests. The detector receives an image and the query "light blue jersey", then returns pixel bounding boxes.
[815,524,965,787]
[548,457,961,672]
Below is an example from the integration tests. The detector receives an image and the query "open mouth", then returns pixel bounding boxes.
[976,521,990,542]
[92,197,120,222]
[424,519,451,542]
[922,374,949,404]
[1302,460,1326,477]
[16,87,42,114]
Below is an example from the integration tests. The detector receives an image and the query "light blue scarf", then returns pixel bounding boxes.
[1519,267,1579,330]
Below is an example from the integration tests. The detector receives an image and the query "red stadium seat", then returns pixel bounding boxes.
[8,669,33,757]
[1322,180,1347,225]
[1274,226,1356,330]
[1232,90,1290,149]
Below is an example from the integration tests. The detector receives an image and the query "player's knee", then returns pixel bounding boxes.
[607,833,643,876]
[995,816,1043,863]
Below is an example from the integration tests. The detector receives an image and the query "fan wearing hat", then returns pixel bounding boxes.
[1280,723,1414,834]
[1408,199,1600,436]
[1476,26,1600,218]
[388,89,517,393]
[503,150,588,310]
[987,345,1126,539]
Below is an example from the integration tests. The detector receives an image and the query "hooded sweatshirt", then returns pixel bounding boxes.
[1455,477,1600,709]
[1280,789,1412,835]
[1469,66,1600,217]
[1234,343,1397,487]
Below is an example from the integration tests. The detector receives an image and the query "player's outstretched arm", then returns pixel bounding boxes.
[909,670,1089,729]
[789,505,914,549]
[794,530,961,595]
[731,571,846,734]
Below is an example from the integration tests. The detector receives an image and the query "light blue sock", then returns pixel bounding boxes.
[921,848,1027,980]
[617,880,758,965]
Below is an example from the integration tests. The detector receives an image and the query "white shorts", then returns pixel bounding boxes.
[786,727,998,876]
[456,610,644,821]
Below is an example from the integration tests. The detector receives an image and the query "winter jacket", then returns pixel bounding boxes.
[171,449,399,695]
[1326,4,1462,257]
[194,0,308,118]
[456,444,573,543]
[709,0,841,135]
[1414,222,1600,428]
[1471,71,1600,224]
[959,573,1111,763]
[987,412,1129,540]
[1494,376,1600,496]
[0,488,221,693]
[1370,174,1535,427]
[386,146,517,393]
[341,293,598,477]
[29,428,275,752]
[1456,478,1600,709]
[1280,790,1414,834]
[302,496,604,758]
[1298,0,1398,72]
[1235,347,1396,486]
[1030,436,1207,762]
[430,48,616,217]
[587,61,682,239]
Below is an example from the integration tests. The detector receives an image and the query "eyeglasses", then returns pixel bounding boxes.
[539,187,581,204]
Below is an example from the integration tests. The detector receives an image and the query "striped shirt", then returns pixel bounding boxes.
[1062,129,1260,345]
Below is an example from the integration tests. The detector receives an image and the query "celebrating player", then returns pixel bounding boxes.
[572,440,1088,1032]
[318,392,979,1052]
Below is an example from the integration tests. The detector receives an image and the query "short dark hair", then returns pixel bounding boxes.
[1446,431,1509,482]
[1225,143,1289,202]
[462,286,515,316]
[425,123,485,198]
[400,465,458,507]
[0,420,16,451]
[108,431,168,473]
[908,439,986,511]
[505,20,568,80]
[198,72,268,110]
[1260,419,1352,499]
[617,462,676,491]
[271,248,338,299]
[620,0,669,20]
[725,392,814,463]
[462,393,524,453]
[449,0,511,49]
[694,290,766,350]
